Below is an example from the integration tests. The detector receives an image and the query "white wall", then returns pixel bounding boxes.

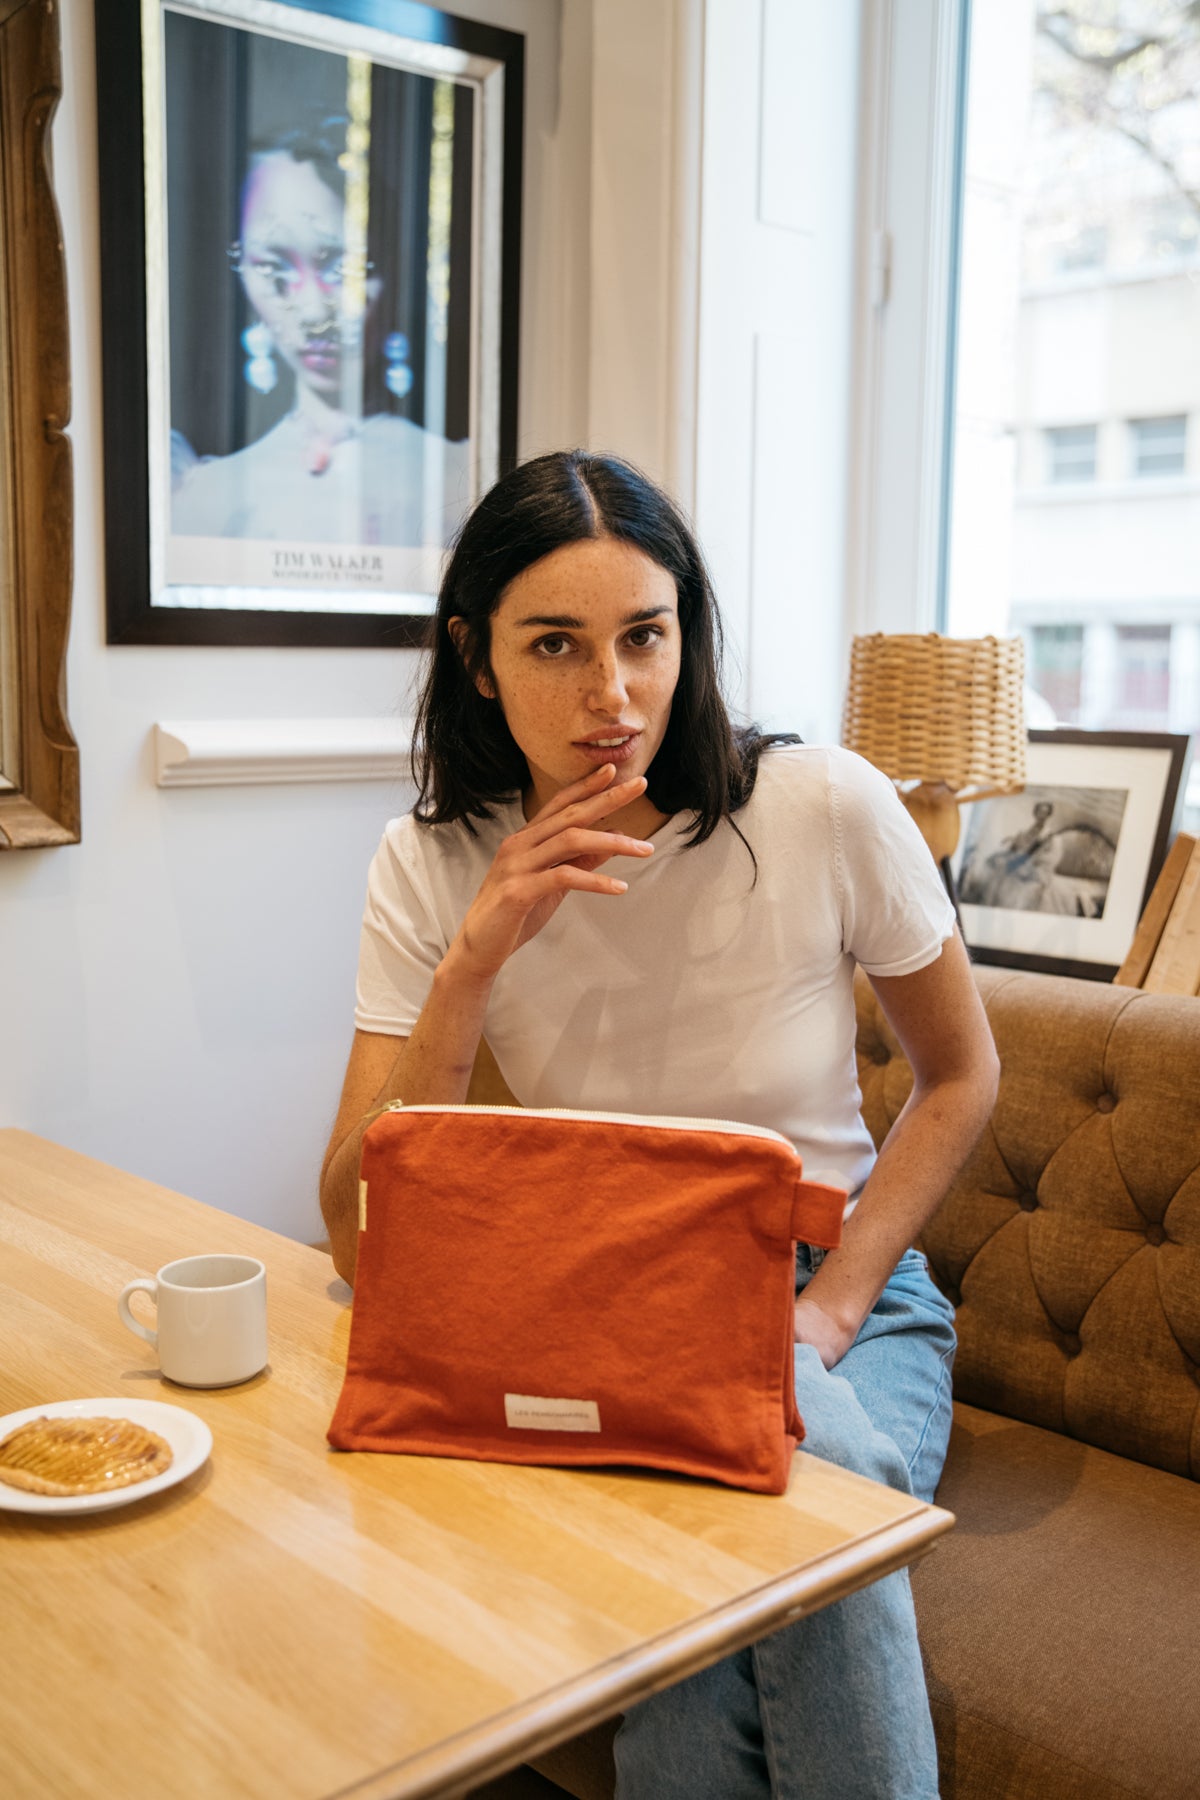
[0,0,588,1238]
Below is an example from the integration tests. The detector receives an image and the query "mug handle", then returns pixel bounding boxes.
[118,1277,159,1347]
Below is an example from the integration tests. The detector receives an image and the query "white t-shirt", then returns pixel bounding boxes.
[355,745,955,1198]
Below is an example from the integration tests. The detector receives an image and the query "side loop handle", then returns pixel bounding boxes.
[117,1277,159,1348]
[790,1179,846,1250]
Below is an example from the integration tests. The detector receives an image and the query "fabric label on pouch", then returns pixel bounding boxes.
[504,1393,601,1433]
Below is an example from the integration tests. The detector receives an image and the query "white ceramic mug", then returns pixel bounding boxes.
[118,1254,268,1388]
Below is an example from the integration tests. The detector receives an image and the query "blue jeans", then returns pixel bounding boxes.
[613,1247,956,1800]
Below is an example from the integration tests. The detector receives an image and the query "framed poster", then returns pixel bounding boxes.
[97,0,523,647]
[952,730,1192,981]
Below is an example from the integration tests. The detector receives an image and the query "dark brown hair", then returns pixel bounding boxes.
[412,450,795,843]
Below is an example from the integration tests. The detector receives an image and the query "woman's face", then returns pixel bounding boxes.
[238,153,380,404]
[464,536,683,819]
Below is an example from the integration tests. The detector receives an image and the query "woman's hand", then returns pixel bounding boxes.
[793,1293,857,1370]
[321,766,657,1282]
[449,764,656,983]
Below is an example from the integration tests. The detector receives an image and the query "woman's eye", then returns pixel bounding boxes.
[251,259,296,298]
[627,626,662,648]
[534,635,571,657]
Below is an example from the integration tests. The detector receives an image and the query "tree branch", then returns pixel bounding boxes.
[1037,11,1164,73]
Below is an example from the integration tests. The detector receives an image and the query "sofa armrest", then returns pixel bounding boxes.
[854,965,1200,1481]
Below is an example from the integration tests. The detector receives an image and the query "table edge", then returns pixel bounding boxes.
[323,1504,954,1800]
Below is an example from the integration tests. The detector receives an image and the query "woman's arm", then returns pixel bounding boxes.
[793,929,999,1368]
[320,764,655,1282]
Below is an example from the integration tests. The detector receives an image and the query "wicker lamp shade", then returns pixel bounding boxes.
[842,632,1027,800]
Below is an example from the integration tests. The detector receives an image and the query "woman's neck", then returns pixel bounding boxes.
[521,785,674,840]
[291,387,357,437]
[288,389,362,473]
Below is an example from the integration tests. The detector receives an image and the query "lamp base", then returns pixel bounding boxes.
[900,784,965,935]
[900,782,961,863]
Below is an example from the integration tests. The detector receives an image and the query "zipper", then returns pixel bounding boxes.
[381,1100,793,1146]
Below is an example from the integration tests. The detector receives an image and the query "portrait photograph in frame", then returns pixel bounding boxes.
[952,729,1192,981]
[97,0,523,647]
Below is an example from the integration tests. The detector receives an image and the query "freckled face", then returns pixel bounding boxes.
[470,537,683,822]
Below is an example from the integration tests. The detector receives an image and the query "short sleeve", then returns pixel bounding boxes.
[354,818,449,1036]
[830,749,957,977]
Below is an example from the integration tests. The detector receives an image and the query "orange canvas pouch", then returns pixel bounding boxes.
[327,1105,845,1495]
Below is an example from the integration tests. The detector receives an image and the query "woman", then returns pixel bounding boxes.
[321,451,999,1800]
[172,117,469,549]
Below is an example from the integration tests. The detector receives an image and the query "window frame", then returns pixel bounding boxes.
[846,0,970,640]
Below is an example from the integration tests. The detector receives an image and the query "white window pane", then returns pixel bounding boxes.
[1045,424,1096,482]
[1028,622,1083,721]
[1130,415,1188,477]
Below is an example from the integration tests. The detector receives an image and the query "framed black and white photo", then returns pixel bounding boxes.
[953,730,1192,981]
[97,0,523,647]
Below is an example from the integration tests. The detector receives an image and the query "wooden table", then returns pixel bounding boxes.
[0,1129,953,1800]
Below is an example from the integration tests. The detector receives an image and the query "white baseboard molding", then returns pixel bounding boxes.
[154,718,414,788]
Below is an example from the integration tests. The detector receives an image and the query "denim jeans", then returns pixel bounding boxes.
[613,1246,956,1800]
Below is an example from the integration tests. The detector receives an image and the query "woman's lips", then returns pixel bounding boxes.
[301,346,339,377]
[574,731,641,766]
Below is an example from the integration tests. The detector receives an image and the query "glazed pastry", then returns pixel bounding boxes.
[0,1415,173,1495]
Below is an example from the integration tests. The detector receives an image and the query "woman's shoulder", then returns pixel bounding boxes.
[377,799,523,876]
[171,441,260,530]
[363,414,470,465]
[751,741,891,810]
[170,425,294,531]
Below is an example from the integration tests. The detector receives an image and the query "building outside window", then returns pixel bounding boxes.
[1054,223,1107,273]
[943,0,1200,832]
[1028,622,1084,720]
[1129,414,1188,477]
[1045,424,1097,483]
[1114,623,1172,725]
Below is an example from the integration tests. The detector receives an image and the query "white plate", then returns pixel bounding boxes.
[0,1397,213,1516]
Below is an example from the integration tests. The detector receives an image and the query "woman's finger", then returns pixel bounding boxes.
[526,863,631,897]
[521,766,646,839]
[538,825,655,867]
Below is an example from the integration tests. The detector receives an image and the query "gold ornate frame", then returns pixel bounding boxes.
[0,0,78,849]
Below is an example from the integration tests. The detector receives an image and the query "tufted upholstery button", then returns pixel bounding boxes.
[1145,1222,1166,1246]
[1064,1333,1082,1357]
[872,1045,890,1066]
[1018,1192,1038,1213]
[1095,1092,1116,1114]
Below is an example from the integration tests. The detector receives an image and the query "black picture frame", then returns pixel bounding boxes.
[96,0,523,648]
[952,729,1192,981]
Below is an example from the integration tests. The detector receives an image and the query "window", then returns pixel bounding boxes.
[1028,624,1083,722]
[1115,625,1171,726]
[1129,416,1188,479]
[1054,224,1106,274]
[940,0,1200,836]
[1139,198,1200,266]
[1044,425,1096,484]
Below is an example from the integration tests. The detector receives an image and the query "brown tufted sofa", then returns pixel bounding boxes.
[494,964,1200,1800]
[856,963,1200,1800]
